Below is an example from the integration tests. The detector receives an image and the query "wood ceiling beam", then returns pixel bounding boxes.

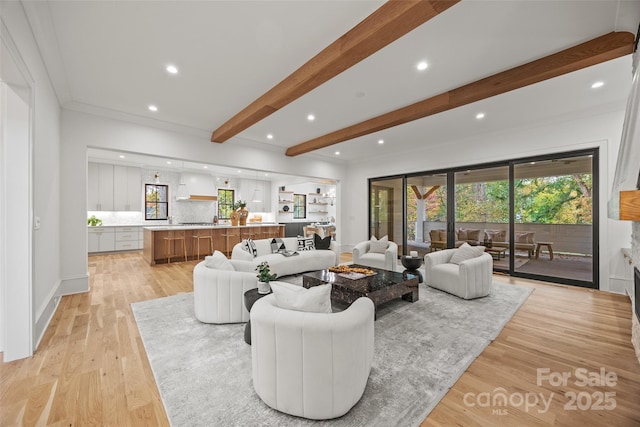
[210,0,461,143]
[285,31,635,157]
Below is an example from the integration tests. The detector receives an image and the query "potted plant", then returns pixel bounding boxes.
[255,261,277,294]
[87,215,102,226]
[236,200,249,226]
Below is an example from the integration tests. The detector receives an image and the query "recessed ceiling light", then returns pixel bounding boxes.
[119,155,125,159]
[417,61,428,71]
[591,81,604,89]
[166,161,172,165]
[264,173,269,177]
[530,161,536,165]
[476,113,485,120]
[166,65,178,74]
[237,170,242,173]
[378,139,384,144]
[203,166,208,169]
[148,105,158,112]
[335,151,340,155]
[267,134,273,139]
[307,114,315,121]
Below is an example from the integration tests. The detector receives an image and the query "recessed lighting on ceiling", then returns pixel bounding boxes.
[335,151,340,155]
[591,81,604,89]
[267,134,274,139]
[378,139,384,144]
[530,161,536,165]
[203,166,208,169]
[307,114,315,121]
[264,173,269,177]
[148,105,158,112]
[166,65,178,74]
[119,155,125,159]
[416,61,428,71]
[476,113,485,120]
[166,161,172,164]
[237,170,242,173]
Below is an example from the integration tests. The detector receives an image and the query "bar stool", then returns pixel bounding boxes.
[221,231,236,256]
[192,231,214,260]
[164,231,187,264]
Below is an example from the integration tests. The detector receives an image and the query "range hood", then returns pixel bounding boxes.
[177,172,218,201]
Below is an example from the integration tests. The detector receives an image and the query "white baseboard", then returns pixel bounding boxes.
[59,274,89,295]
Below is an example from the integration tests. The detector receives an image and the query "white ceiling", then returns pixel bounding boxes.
[25,0,640,163]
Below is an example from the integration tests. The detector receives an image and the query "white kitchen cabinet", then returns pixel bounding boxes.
[88,162,114,211]
[113,166,141,211]
[241,179,271,212]
[88,227,115,253]
[115,226,141,250]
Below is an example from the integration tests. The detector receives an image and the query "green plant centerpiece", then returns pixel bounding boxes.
[255,261,277,294]
[87,215,102,226]
[236,199,249,226]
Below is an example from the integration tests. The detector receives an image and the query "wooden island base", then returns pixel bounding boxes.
[142,224,284,265]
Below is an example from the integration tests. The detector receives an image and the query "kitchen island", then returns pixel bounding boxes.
[142,224,284,265]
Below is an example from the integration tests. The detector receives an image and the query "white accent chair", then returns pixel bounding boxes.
[193,260,258,324]
[251,295,375,420]
[352,240,398,271]
[424,249,493,299]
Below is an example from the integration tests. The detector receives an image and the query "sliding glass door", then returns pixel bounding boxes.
[406,174,448,258]
[368,149,598,289]
[513,154,595,286]
[454,166,510,271]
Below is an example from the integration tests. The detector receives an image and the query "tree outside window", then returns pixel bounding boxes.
[293,194,306,219]
[218,189,235,219]
[145,184,168,220]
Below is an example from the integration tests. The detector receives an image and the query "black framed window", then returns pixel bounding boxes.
[145,184,168,220]
[293,194,306,219]
[218,189,235,219]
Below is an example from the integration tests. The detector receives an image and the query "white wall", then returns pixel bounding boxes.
[2,1,62,354]
[60,109,348,288]
[342,109,631,292]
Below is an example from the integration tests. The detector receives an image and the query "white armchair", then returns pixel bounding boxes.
[424,248,493,299]
[193,259,258,324]
[353,240,398,271]
[251,295,375,420]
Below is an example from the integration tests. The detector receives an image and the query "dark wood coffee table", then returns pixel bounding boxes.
[302,265,419,318]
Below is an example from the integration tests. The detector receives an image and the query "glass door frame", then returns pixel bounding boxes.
[368,148,599,289]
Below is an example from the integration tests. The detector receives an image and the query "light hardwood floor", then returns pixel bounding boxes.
[1,252,639,426]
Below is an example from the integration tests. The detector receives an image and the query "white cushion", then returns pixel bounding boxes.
[449,242,484,265]
[204,250,235,271]
[270,281,332,313]
[368,235,389,254]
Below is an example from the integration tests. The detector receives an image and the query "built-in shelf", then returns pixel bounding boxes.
[279,200,294,203]
[310,211,329,214]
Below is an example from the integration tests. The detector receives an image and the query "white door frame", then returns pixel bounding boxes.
[1,20,34,362]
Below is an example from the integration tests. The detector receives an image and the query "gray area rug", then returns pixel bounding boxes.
[132,279,532,427]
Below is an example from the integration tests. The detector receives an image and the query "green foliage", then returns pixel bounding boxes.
[87,215,102,226]
[405,173,591,227]
[255,261,277,283]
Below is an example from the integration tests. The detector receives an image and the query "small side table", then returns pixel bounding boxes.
[243,288,272,345]
[535,242,554,260]
[401,255,423,283]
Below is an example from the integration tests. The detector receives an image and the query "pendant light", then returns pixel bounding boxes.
[251,172,262,203]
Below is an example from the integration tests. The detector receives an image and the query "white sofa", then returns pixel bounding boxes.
[424,248,493,299]
[352,240,398,271]
[193,258,259,324]
[251,294,375,420]
[231,237,339,277]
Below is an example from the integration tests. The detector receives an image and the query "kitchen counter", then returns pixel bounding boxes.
[142,223,284,265]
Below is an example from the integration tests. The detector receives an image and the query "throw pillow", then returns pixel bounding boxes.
[297,235,315,251]
[270,281,332,313]
[241,238,258,257]
[314,233,332,250]
[449,242,485,265]
[368,235,389,254]
[270,237,287,254]
[466,229,481,241]
[515,232,528,243]
[204,250,235,271]
[485,230,505,242]
[457,229,468,240]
